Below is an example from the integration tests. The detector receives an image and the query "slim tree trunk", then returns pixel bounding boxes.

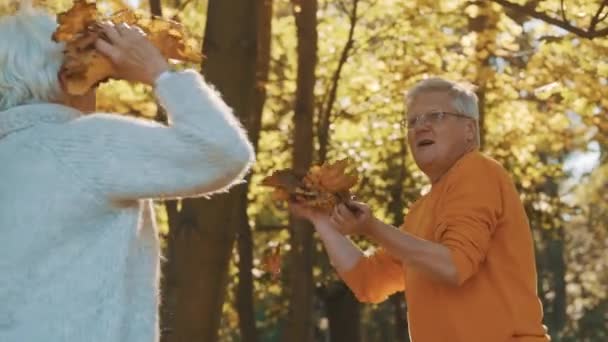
[326,282,361,342]
[541,174,566,340]
[160,1,258,341]
[468,1,499,150]
[283,1,318,341]
[390,293,409,342]
[386,121,409,341]
[235,1,273,341]
[149,0,163,17]
[315,1,362,339]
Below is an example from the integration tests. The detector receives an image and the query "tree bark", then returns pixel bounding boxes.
[386,119,409,341]
[326,282,361,342]
[468,1,498,151]
[160,1,258,341]
[235,1,274,341]
[390,293,409,342]
[149,0,163,17]
[314,2,363,339]
[283,1,318,341]
[541,175,567,340]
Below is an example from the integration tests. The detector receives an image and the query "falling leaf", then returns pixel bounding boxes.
[262,245,281,281]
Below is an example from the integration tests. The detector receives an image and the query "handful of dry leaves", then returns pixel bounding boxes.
[53,0,202,95]
[261,159,359,214]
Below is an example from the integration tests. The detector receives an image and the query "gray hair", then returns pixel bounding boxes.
[0,6,65,111]
[406,77,480,145]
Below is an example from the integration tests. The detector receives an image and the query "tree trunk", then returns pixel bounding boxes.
[160,1,258,341]
[283,0,318,341]
[390,293,409,342]
[545,228,566,340]
[326,282,361,342]
[149,0,163,17]
[541,176,566,340]
[468,0,499,150]
[386,123,409,341]
[314,1,362,339]
[235,1,273,341]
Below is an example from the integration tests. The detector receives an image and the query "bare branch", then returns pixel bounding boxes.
[491,0,608,39]
[560,0,568,24]
[170,0,195,21]
[589,0,608,33]
[317,0,360,163]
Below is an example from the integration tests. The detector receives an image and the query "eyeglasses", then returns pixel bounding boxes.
[403,111,471,130]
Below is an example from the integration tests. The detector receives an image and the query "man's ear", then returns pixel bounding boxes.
[465,119,476,142]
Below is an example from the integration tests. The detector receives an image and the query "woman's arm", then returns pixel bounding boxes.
[46,24,254,201]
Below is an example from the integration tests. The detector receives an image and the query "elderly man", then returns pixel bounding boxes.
[292,78,549,341]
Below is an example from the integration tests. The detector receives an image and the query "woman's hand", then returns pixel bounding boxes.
[95,22,169,86]
[330,201,375,236]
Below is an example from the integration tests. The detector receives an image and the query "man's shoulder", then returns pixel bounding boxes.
[455,150,509,178]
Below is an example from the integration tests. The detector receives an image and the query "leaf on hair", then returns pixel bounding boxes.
[53,0,202,95]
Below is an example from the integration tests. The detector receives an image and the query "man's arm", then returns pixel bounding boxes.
[333,156,502,287]
[318,219,405,302]
[292,204,405,303]
[366,217,459,285]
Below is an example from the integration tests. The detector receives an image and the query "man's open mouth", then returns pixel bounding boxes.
[417,139,435,147]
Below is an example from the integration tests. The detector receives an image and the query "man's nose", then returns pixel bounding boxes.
[414,119,433,132]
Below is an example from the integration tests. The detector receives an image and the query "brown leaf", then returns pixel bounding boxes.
[261,169,305,193]
[54,0,202,95]
[262,245,281,281]
[262,159,358,212]
[52,0,97,42]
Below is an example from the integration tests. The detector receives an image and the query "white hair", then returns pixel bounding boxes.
[0,5,65,111]
[406,77,481,145]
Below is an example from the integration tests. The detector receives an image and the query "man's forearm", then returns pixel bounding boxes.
[313,219,365,273]
[366,218,459,285]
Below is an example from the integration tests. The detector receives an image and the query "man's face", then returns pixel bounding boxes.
[406,91,475,181]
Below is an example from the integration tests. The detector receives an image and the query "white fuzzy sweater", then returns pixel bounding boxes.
[0,70,254,341]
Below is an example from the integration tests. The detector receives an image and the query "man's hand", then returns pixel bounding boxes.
[289,201,331,226]
[95,22,170,86]
[330,201,375,236]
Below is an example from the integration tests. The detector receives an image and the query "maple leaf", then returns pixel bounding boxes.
[53,0,202,95]
[262,159,359,213]
[52,0,97,43]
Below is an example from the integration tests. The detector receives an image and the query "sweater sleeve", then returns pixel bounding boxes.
[434,157,503,285]
[46,69,255,201]
[338,249,405,304]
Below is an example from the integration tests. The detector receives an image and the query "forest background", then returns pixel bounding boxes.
[2,0,607,341]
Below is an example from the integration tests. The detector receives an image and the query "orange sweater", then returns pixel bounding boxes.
[340,151,549,341]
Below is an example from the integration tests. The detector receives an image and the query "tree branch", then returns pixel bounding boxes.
[256,224,288,232]
[589,0,608,33]
[171,0,196,20]
[491,0,608,39]
[317,0,360,163]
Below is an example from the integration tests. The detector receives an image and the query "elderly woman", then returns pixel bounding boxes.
[0,7,253,342]
[292,78,550,341]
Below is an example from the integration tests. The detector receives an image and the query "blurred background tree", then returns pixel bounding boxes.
[5,0,607,341]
